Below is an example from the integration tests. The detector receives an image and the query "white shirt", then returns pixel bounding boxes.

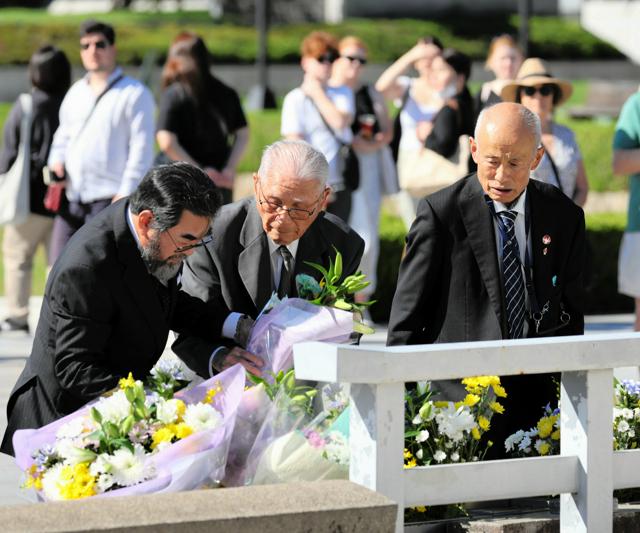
[280,85,354,189]
[396,77,440,152]
[48,67,156,203]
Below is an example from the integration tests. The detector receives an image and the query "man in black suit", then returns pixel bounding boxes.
[388,102,586,455]
[173,140,364,373]
[1,163,261,456]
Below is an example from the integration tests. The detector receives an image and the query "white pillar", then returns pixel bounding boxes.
[324,0,344,23]
[349,383,404,532]
[560,369,613,532]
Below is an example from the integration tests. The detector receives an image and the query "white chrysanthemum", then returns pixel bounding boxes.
[621,408,634,420]
[324,432,349,465]
[155,398,182,424]
[534,439,548,454]
[416,430,429,443]
[618,420,630,433]
[416,449,424,460]
[41,463,65,501]
[518,435,532,451]
[54,439,94,465]
[56,417,94,440]
[183,403,223,433]
[450,452,460,462]
[106,445,155,487]
[412,414,422,425]
[434,450,447,463]
[95,390,132,424]
[89,454,111,477]
[435,404,476,443]
[629,429,636,438]
[504,430,525,452]
[634,408,640,420]
[95,473,115,494]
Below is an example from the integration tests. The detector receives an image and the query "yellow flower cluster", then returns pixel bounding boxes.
[204,382,223,404]
[462,376,506,398]
[403,448,417,469]
[118,372,136,390]
[489,401,505,414]
[24,465,43,490]
[58,463,96,500]
[151,421,193,450]
[463,394,480,407]
[537,415,559,439]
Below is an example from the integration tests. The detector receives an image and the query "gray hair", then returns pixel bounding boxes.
[474,104,542,152]
[257,140,328,188]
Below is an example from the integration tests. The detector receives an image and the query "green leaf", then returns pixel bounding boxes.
[333,250,343,280]
[353,321,375,335]
[333,299,353,311]
[91,407,103,424]
[124,387,136,403]
[303,260,330,281]
[121,415,135,436]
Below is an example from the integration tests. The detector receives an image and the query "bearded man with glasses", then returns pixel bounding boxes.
[173,140,364,375]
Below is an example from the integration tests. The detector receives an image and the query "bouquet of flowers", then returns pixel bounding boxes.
[16,361,245,500]
[613,379,640,451]
[404,376,507,468]
[504,403,560,457]
[246,249,373,378]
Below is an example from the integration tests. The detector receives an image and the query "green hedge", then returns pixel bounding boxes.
[369,211,633,324]
[0,10,623,65]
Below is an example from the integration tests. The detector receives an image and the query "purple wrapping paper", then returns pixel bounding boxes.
[13,364,246,499]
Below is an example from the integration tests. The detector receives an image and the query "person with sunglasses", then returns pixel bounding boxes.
[501,58,589,207]
[1,162,252,456]
[173,140,364,372]
[281,31,355,222]
[46,19,155,268]
[329,36,397,319]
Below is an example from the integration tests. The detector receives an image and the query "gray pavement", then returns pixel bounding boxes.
[0,297,635,507]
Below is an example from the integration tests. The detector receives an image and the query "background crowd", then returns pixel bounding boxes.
[0,18,638,334]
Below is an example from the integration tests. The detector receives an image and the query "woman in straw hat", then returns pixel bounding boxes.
[501,57,589,206]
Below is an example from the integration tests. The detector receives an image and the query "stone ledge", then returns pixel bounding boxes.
[0,480,397,533]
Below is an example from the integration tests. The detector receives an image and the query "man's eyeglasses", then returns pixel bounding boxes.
[316,51,339,65]
[258,185,323,221]
[166,230,213,254]
[80,40,109,51]
[342,55,367,66]
[522,84,555,98]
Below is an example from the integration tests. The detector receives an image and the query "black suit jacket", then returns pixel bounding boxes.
[1,200,226,455]
[172,197,364,363]
[388,174,585,345]
[386,175,586,456]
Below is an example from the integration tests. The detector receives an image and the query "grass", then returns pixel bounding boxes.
[0,10,622,65]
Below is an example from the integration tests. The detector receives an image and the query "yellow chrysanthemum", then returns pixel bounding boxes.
[151,426,176,450]
[489,401,505,414]
[175,399,186,419]
[119,372,136,390]
[538,442,551,456]
[173,422,193,440]
[58,463,96,500]
[478,416,490,431]
[24,465,43,490]
[403,448,413,460]
[413,506,427,513]
[551,429,561,441]
[537,416,555,439]
[463,394,480,407]
[492,384,507,398]
[471,427,481,440]
[404,458,417,469]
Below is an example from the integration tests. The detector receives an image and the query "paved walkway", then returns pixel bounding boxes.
[0,297,635,507]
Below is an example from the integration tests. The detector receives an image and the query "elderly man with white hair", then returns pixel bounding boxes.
[173,140,364,376]
[387,102,586,457]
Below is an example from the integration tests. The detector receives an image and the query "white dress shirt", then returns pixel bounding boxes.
[48,67,155,203]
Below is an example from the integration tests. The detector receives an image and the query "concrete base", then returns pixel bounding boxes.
[0,480,397,533]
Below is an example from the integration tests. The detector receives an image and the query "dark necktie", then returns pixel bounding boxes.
[277,245,294,298]
[499,210,526,339]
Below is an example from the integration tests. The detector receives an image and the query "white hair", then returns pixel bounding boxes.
[474,104,542,152]
[257,140,328,188]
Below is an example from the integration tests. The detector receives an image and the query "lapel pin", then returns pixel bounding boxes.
[552,275,558,287]
[542,234,551,245]
[543,247,548,255]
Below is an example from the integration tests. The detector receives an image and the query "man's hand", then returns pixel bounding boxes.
[212,347,264,377]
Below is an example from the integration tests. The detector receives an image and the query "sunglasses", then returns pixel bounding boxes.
[522,84,555,97]
[342,55,367,65]
[80,40,109,51]
[316,51,339,64]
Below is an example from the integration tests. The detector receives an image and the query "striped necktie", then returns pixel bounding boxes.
[499,210,526,339]
[277,245,294,299]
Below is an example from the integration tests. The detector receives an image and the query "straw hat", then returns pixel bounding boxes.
[500,57,573,106]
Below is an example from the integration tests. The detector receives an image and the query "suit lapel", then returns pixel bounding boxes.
[295,214,331,287]
[528,182,555,308]
[238,204,273,312]
[114,201,167,354]
[459,177,506,334]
